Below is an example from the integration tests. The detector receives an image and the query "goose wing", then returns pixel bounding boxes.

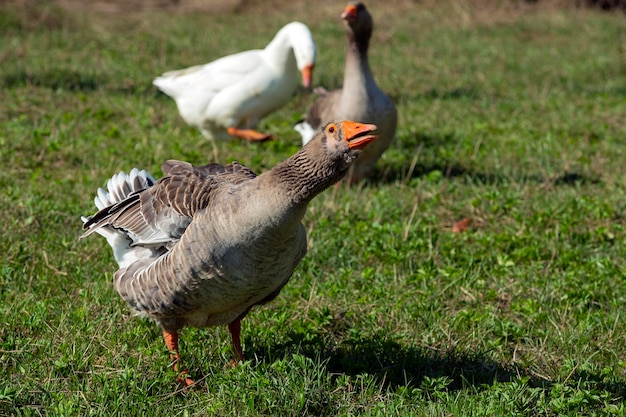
[154,50,265,98]
[82,160,257,246]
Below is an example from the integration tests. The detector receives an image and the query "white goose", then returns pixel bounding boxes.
[295,3,397,182]
[154,22,316,142]
[81,120,378,386]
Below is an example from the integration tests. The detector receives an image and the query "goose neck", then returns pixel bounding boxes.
[343,31,373,86]
[269,148,343,206]
[264,28,298,71]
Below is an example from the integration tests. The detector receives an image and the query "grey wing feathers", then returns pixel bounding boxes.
[94,168,156,211]
[162,159,257,184]
[211,161,258,184]
[81,168,156,232]
[82,160,257,245]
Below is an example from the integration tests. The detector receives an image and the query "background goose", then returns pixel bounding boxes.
[81,120,378,386]
[295,2,397,183]
[154,21,316,142]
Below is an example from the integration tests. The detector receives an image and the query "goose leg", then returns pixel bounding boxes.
[228,319,244,366]
[162,330,195,386]
[226,127,272,142]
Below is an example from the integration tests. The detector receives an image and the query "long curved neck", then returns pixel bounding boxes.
[343,28,374,91]
[266,146,344,206]
[264,27,297,72]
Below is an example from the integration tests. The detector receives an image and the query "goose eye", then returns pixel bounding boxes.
[327,125,336,134]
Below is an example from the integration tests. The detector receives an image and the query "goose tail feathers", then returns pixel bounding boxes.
[81,169,158,269]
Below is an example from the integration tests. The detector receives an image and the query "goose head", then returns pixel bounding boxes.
[277,121,378,202]
[316,120,378,165]
[341,2,373,42]
[267,120,378,205]
[306,120,379,172]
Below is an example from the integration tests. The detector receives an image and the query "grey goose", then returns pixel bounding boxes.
[295,2,397,183]
[81,120,378,386]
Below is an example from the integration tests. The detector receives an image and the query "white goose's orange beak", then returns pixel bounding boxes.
[341,121,378,150]
[301,64,314,89]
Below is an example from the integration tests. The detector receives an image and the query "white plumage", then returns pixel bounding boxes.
[154,22,317,142]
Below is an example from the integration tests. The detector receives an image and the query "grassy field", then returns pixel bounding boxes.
[1,1,626,415]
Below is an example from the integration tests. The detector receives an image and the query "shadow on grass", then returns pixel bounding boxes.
[1,68,104,91]
[250,334,626,398]
[419,87,480,101]
[377,160,501,185]
[251,334,523,392]
[394,87,481,105]
[376,160,601,187]
[571,369,626,399]
[0,68,160,95]
[373,132,601,186]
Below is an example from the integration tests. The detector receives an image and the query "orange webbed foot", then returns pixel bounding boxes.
[226,127,272,142]
[162,330,196,386]
[176,370,196,387]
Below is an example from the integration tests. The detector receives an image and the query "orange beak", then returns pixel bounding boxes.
[340,121,378,150]
[301,64,314,89]
[341,4,358,21]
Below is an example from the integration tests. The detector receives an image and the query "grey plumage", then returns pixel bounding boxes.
[295,2,397,183]
[81,120,378,384]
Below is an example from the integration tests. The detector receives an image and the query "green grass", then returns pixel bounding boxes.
[1,1,626,415]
